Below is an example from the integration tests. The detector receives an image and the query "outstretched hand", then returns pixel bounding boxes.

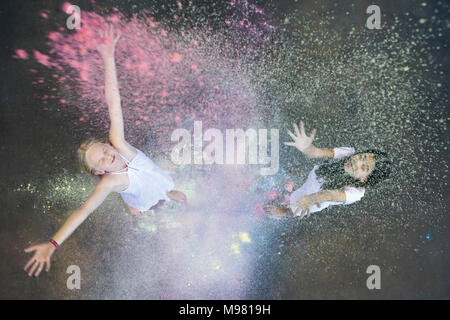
[96,24,121,59]
[24,243,55,277]
[287,194,321,219]
[284,120,316,153]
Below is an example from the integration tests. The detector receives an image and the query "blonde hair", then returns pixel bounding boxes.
[77,138,108,175]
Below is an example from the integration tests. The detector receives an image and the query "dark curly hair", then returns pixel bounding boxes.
[315,149,392,190]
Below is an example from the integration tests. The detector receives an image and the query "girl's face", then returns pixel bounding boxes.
[85,142,123,175]
[344,153,376,182]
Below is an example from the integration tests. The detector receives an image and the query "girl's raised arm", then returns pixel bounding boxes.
[97,26,135,159]
[284,120,334,158]
[97,26,122,139]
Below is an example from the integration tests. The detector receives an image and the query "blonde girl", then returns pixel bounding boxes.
[24,25,186,277]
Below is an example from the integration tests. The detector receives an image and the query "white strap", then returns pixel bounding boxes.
[104,153,135,175]
[118,152,130,165]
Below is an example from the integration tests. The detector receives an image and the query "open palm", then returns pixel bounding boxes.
[24,243,55,277]
[96,24,121,59]
[288,194,321,219]
[284,120,316,152]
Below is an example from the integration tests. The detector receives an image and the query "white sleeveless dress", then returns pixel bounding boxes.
[108,149,175,211]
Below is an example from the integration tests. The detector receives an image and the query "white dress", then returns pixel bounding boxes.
[111,149,175,211]
[289,147,365,216]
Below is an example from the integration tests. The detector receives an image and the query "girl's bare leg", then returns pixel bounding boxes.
[126,198,178,216]
[166,190,187,202]
[264,205,292,217]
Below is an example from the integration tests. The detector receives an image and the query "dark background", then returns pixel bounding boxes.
[0,0,448,299]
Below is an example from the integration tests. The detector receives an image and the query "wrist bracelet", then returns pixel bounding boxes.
[49,239,59,249]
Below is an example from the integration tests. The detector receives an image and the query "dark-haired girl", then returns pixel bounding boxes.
[265,120,391,219]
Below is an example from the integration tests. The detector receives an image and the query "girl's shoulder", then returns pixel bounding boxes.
[100,173,129,193]
[333,147,355,160]
[112,139,138,162]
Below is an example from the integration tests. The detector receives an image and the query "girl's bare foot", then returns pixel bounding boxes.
[167,190,187,202]
[126,204,145,217]
[264,205,292,217]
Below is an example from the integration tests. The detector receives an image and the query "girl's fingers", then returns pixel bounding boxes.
[309,128,317,140]
[24,258,35,271]
[109,25,117,39]
[284,142,295,146]
[35,262,44,277]
[299,210,305,219]
[294,207,301,216]
[114,34,121,44]
[286,129,297,141]
[24,245,37,253]
[45,259,51,272]
[299,120,305,135]
[293,123,300,136]
[28,261,39,277]
[300,208,310,219]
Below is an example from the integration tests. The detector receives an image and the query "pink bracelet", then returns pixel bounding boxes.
[49,239,59,249]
